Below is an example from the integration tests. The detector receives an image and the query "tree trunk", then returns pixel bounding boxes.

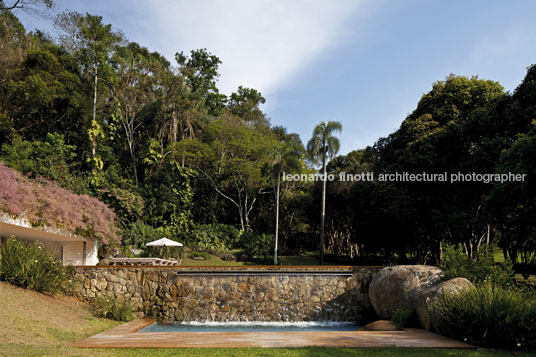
[320,150,327,265]
[91,69,98,160]
[238,203,245,232]
[274,167,281,265]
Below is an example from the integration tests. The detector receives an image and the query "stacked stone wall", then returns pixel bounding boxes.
[75,266,381,322]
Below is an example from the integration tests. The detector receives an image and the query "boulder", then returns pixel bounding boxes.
[369,265,443,319]
[416,277,474,331]
[97,258,110,266]
[222,253,236,261]
[362,320,399,331]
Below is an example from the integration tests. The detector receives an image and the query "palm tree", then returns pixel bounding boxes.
[307,121,342,265]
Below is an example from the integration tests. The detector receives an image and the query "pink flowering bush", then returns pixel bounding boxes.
[0,161,118,244]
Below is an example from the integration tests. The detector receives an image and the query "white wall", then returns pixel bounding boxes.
[0,221,99,265]
[61,240,99,265]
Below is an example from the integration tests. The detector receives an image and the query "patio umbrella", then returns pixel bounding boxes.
[146,237,183,259]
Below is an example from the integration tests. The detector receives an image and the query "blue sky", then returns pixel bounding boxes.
[15,0,536,154]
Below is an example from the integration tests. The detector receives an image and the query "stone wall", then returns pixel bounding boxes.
[74,266,381,323]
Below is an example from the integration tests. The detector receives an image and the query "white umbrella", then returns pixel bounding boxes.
[146,237,183,259]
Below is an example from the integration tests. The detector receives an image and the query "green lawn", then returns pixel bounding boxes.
[1,346,535,357]
[180,252,340,266]
[181,255,252,266]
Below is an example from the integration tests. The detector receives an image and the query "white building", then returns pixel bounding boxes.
[0,216,99,266]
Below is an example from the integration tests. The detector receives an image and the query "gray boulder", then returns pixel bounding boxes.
[222,253,236,261]
[369,265,443,319]
[416,277,474,331]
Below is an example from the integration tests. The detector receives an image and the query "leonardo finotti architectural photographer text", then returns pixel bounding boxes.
[282,172,527,184]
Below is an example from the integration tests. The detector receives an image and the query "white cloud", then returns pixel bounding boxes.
[122,0,365,96]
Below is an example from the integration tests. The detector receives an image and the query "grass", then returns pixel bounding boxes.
[492,245,536,286]
[2,345,535,357]
[181,255,252,266]
[180,252,339,267]
[279,255,337,266]
[492,245,506,263]
[2,281,534,356]
[0,281,120,356]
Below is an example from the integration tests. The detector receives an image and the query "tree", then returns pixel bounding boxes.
[174,115,275,232]
[55,12,122,175]
[175,48,226,115]
[228,86,268,127]
[2,40,88,148]
[111,42,170,186]
[486,66,536,273]
[0,0,53,11]
[269,126,304,264]
[307,121,342,264]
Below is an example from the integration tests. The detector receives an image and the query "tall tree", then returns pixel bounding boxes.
[307,121,342,264]
[174,114,275,231]
[175,48,226,115]
[55,12,122,181]
[228,86,268,127]
[269,126,304,264]
[111,42,170,186]
[374,75,505,261]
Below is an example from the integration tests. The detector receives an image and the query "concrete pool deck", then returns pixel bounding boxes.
[70,319,476,349]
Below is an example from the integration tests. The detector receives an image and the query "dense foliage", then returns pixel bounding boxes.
[322,73,536,267]
[0,161,118,243]
[439,244,515,287]
[0,236,75,293]
[0,8,534,268]
[93,296,134,322]
[436,283,536,349]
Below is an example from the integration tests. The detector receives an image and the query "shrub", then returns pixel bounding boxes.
[391,308,419,329]
[122,220,162,248]
[184,224,240,254]
[93,296,134,322]
[0,160,119,244]
[439,243,515,287]
[436,283,536,349]
[240,232,274,259]
[0,236,75,294]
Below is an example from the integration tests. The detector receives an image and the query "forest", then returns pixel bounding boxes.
[0,8,535,270]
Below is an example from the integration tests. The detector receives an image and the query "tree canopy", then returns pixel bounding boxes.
[0,9,534,267]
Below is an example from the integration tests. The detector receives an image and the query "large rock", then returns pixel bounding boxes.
[416,277,474,331]
[369,265,443,319]
[362,320,399,331]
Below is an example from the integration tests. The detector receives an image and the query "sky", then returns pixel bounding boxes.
[15,0,536,154]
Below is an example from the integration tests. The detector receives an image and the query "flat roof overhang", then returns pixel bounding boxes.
[0,221,86,243]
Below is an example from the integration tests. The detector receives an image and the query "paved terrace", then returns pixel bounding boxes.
[71,319,475,349]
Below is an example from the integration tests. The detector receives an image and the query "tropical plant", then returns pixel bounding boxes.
[0,236,75,294]
[439,243,515,287]
[391,308,418,329]
[93,296,134,321]
[240,232,274,260]
[436,283,536,349]
[306,121,342,264]
[183,223,240,254]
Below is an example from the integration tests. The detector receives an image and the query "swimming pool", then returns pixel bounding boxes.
[138,321,362,332]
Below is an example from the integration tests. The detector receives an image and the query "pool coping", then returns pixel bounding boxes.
[70,319,476,349]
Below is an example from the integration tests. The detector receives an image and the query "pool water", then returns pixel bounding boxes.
[139,321,362,333]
